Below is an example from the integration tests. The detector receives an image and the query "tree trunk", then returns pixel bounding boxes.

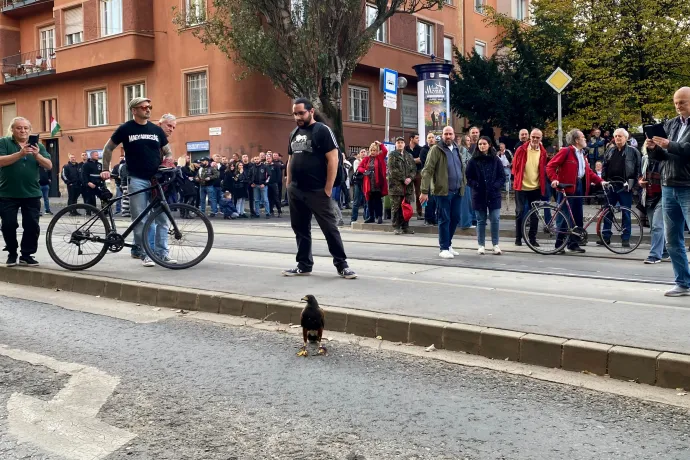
[319,78,346,152]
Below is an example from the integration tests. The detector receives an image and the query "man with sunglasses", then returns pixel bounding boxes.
[100,97,176,267]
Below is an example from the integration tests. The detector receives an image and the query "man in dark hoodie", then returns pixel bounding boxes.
[81,150,103,213]
[61,153,82,214]
[266,154,282,217]
[250,155,271,218]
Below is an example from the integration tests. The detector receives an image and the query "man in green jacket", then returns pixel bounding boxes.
[387,137,417,235]
[0,117,53,266]
[420,126,466,259]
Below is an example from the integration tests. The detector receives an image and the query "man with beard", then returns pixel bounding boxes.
[282,98,356,279]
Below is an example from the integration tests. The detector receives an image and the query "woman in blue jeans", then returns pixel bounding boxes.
[466,136,506,255]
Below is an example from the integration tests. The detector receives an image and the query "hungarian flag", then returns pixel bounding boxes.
[50,116,61,136]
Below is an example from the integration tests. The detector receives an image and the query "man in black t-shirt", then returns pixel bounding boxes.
[282,98,356,279]
[100,97,176,267]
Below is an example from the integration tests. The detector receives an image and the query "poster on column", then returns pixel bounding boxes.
[423,79,448,138]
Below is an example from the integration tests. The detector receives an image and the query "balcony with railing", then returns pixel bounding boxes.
[1,0,53,17]
[1,49,56,83]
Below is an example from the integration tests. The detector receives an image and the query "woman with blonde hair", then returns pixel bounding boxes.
[357,141,388,224]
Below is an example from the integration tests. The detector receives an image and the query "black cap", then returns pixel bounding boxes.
[395,136,405,142]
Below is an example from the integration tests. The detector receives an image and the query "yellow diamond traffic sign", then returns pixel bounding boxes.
[546,67,572,93]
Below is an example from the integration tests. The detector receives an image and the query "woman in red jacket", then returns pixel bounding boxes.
[358,141,388,224]
[546,129,607,253]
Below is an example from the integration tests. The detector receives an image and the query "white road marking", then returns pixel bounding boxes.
[0,345,136,460]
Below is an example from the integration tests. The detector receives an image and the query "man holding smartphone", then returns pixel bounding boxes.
[0,117,52,266]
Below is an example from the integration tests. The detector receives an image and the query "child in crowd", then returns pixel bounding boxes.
[220,191,239,219]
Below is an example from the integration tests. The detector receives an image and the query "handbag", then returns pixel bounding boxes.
[402,185,414,222]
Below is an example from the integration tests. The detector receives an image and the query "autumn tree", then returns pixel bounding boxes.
[175,0,445,148]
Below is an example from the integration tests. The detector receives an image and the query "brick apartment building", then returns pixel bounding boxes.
[0,0,527,196]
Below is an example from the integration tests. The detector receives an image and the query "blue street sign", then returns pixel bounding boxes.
[382,68,398,95]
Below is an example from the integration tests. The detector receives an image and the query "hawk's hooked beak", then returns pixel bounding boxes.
[301,296,308,302]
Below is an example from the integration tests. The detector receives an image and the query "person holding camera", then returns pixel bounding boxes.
[82,150,103,213]
[0,117,52,266]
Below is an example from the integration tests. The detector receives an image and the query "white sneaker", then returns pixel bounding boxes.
[448,246,460,256]
[162,255,177,264]
[142,256,155,267]
[439,250,454,259]
[493,245,502,255]
[477,246,485,255]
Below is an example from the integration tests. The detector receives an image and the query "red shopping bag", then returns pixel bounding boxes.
[402,186,414,222]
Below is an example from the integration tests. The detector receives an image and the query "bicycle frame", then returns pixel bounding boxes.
[533,182,626,238]
[74,178,182,249]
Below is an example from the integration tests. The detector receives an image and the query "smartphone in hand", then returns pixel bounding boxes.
[28,134,39,146]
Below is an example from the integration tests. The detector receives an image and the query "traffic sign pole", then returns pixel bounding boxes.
[558,93,563,149]
[546,67,572,150]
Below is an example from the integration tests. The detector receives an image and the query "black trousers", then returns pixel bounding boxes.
[268,183,281,213]
[247,185,255,215]
[288,185,348,271]
[67,184,81,206]
[83,187,97,210]
[0,197,41,257]
[367,191,383,220]
[514,189,542,242]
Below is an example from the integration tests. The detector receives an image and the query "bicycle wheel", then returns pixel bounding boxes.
[522,204,570,255]
[142,203,213,269]
[46,204,111,270]
[597,206,643,254]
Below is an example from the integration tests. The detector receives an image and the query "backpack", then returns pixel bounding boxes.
[289,123,345,187]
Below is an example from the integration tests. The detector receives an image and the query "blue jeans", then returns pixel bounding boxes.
[556,179,584,249]
[351,183,367,221]
[40,185,51,213]
[128,177,169,259]
[115,185,123,213]
[425,194,437,224]
[662,186,690,288]
[235,197,245,215]
[647,201,668,261]
[602,189,632,241]
[253,186,270,216]
[460,185,475,228]
[436,191,462,251]
[476,208,500,246]
[215,186,223,208]
[200,185,218,214]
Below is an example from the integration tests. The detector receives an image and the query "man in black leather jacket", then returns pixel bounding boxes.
[646,86,690,297]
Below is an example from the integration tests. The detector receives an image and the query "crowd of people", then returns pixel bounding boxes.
[1,86,688,296]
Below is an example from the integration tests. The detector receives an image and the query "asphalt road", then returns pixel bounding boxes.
[23,218,690,355]
[1,295,689,460]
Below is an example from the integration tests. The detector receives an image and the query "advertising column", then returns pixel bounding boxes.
[413,62,454,146]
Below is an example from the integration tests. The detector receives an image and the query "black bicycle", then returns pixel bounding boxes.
[46,168,214,270]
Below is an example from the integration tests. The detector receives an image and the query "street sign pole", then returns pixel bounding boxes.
[385,107,390,143]
[546,67,572,150]
[558,93,563,149]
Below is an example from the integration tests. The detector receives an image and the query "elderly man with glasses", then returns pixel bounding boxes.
[511,129,548,246]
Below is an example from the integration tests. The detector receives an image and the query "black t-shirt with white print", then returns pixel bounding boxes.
[111,120,169,180]
[287,122,338,191]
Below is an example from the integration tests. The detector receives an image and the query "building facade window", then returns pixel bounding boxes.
[88,90,108,127]
[39,26,55,57]
[40,99,58,133]
[516,0,527,20]
[366,4,386,43]
[1,103,16,136]
[417,21,434,55]
[100,0,123,37]
[348,85,370,123]
[402,94,418,129]
[474,40,487,58]
[475,0,486,13]
[187,72,208,116]
[124,83,146,121]
[64,6,84,45]
[444,37,453,63]
[186,0,207,25]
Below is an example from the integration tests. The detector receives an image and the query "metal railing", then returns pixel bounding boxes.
[1,48,56,82]
[2,0,47,9]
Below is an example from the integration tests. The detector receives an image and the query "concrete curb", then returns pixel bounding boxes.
[1,265,688,391]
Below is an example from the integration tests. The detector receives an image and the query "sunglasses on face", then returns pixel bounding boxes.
[137,105,153,111]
